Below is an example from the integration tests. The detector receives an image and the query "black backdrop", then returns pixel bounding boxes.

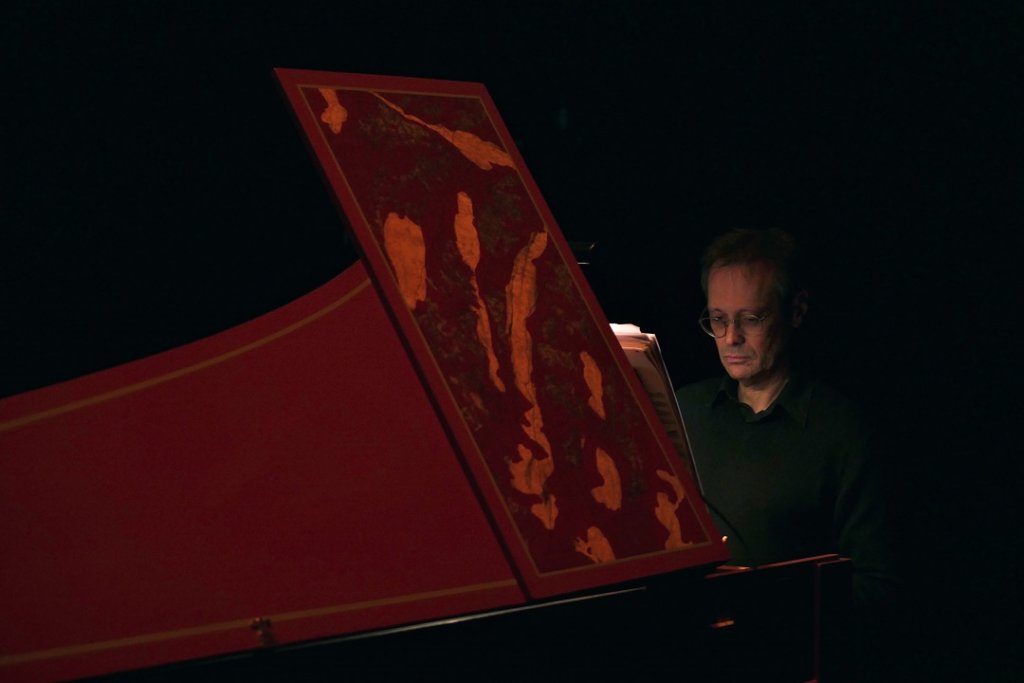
[3,2,1021,679]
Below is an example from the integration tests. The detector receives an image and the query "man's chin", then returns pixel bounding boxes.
[722,358,755,375]
[724,367,755,382]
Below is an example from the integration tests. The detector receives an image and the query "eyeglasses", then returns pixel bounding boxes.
[698,310,772,338]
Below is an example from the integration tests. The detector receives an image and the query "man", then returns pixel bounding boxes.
[675,228,897,608]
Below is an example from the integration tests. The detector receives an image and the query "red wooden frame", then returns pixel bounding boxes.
[275,68,727,598]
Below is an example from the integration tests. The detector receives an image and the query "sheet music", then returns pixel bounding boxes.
[610,323,703,494]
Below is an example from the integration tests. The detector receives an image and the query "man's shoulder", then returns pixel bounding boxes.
[675,376,724,408]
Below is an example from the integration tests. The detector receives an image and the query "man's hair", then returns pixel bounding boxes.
[699,228,803,307]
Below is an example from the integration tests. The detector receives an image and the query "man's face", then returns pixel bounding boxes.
[706,262,790,388]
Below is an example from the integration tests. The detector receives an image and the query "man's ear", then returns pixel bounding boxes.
[791,290,809,328]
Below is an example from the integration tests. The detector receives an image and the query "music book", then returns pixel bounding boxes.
[610,323,702,493]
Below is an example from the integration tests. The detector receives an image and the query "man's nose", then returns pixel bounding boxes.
[723,322,744,345]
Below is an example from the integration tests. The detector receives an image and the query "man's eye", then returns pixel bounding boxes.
[741,315,762,325]
[710,316,726,323]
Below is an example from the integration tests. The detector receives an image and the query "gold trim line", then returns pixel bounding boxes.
[0,279,372,434]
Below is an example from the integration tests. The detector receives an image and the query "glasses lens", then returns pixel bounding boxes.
[740,315,762,333]
[699,316,720,337]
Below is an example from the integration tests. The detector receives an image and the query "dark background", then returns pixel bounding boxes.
[3,2,1021,679]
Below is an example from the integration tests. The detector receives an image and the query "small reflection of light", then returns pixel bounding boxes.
[721,535,728,543]
[710,618,736,630]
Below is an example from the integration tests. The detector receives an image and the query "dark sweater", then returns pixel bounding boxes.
[676,374,898,606]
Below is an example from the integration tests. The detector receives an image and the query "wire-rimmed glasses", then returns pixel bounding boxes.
[698,310,772,338]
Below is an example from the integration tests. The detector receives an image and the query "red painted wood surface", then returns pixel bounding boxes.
[0,69,727,681]
[0,262,522,682]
